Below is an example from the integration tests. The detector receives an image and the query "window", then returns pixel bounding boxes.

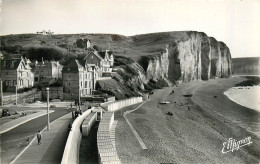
[81,81,82,87]
[13,80,16,86]
[20,72,22,77]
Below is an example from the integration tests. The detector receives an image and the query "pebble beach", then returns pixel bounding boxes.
[115,77,260,164]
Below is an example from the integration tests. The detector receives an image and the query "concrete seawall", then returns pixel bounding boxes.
[61,110,92,164]
[101,97,143,112]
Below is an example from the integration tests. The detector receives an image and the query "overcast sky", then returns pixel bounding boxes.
[1,0,260,58]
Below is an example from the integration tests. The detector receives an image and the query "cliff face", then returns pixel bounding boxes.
[146,48,171,85]
[144,31,232,84]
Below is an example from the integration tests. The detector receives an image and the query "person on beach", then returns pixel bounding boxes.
[37,131,42,145]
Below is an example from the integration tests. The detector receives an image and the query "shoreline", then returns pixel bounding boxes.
[224,86,260,113]
[115,77,260,163]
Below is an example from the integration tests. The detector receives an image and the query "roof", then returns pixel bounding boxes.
[32,61,63,69]
[1,58,21,70]
[84,51,103,60]
[62,60,80,73]
[62,59,99,73]
[1,57,32,70]
[98,51,113,59]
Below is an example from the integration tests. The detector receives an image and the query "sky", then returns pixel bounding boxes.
[0,0,260,58]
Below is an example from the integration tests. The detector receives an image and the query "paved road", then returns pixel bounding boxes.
[0,108,73,164]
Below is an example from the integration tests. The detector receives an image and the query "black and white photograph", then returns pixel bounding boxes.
[0,0,260,163]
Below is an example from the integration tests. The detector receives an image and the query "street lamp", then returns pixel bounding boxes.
[78,85,81,111]
[15,85,17,106]
[46,87,50,130]
[0,80,3,106]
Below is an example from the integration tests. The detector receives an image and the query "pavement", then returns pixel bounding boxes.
[3,101,73,108]
[0,110,55,134]
[10,112,73,164]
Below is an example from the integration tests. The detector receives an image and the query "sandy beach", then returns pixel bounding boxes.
[115,77,260,164]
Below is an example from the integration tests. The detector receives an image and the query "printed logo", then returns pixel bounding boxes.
[222,137,252,154]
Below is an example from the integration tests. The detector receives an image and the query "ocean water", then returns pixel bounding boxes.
[224,86,260,112]
[224,85,260,136]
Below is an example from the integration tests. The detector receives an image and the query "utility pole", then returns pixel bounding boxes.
[78,85,81,111]
[15,85,18,106]
[0,80,3,106]
[46,87,50,130]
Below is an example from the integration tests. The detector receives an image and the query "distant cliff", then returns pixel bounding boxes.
[232,57,260,75]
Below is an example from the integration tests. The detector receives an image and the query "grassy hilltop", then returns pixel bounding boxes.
[0,32,189,62]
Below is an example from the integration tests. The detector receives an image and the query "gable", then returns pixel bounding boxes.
[85,52,101,67]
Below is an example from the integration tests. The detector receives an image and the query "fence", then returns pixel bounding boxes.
[101,97,143,112]
[1,88,39,105]
[42,87,63,100]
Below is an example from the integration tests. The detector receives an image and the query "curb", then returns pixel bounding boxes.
[123,101,148,150]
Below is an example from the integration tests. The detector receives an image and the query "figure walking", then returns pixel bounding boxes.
[72,111,75,119]
[37,131,42,145]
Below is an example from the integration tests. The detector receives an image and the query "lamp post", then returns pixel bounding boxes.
[78,85,81,111]
[46,87,50,130]
[15,85,17,106]
[0,80,3,106]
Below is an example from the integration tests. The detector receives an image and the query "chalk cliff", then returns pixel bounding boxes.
[142,31,232,84]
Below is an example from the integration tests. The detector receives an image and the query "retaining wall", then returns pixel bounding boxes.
[61,109,92,164]
[101,97,143,112]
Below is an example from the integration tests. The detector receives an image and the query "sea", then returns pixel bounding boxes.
[224,77,260,136]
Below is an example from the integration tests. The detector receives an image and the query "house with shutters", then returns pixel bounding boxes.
[84,50,114,73]
[62,59,101,99]
[0,57,34,92]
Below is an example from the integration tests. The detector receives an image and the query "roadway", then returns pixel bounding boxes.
[0,107,73,164]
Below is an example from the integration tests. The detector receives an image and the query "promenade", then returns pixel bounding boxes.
[10,113,73,164]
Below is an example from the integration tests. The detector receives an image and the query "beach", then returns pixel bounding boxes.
[115,77,260,164]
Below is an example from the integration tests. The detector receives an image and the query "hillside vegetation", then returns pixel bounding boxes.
[0,32,189,61]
